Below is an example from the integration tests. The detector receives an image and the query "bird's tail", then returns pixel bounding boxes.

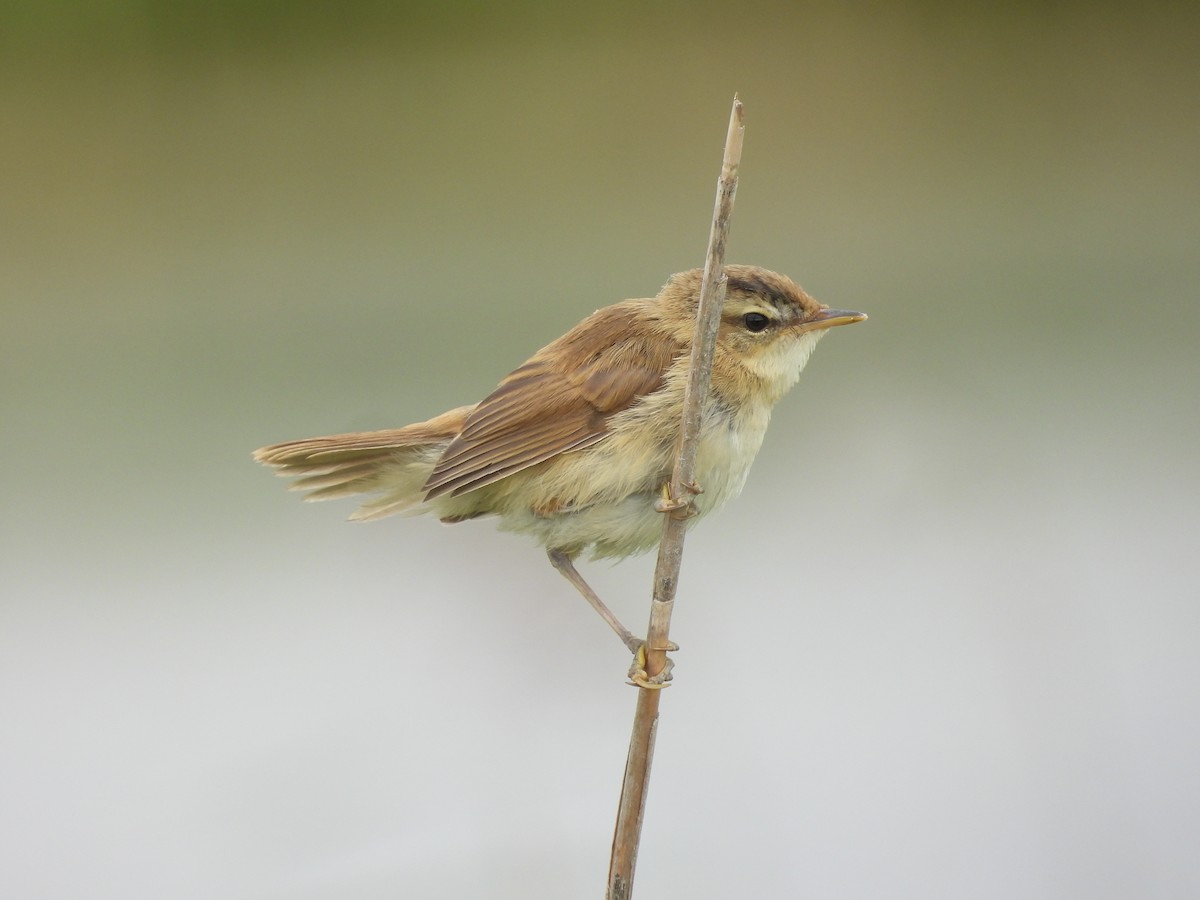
[253,405,472,521]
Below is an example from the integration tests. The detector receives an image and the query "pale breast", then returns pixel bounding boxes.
[691,397,771,516]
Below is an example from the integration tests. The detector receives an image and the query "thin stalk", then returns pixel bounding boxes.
[606,95,745,900]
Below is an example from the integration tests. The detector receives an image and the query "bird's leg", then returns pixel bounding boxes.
[546,549,678,688]
[547,548,643,653]
[654,479,703,518]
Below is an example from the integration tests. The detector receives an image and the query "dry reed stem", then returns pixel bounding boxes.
[606,95,745,900]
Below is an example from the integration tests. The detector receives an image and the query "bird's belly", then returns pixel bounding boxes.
[501,494,668,560]
[495,401,771,559]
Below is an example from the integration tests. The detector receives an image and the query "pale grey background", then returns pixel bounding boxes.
[2,3,1198,898]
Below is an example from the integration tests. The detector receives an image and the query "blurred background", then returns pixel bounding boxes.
[2,2,1198,897]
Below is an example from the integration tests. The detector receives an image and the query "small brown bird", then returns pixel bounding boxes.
[255,265,864,683]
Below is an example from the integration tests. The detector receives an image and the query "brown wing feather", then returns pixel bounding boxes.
[422,302,678,499]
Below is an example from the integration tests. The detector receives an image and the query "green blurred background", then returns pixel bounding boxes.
[3,2,1198,897]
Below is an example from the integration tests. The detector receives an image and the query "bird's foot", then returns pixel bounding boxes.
[654,480,703,518]
[626,640,679,689]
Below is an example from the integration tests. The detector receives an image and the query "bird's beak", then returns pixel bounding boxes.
[798,307,868,333]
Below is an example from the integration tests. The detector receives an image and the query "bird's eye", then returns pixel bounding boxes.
[743,312,771,333]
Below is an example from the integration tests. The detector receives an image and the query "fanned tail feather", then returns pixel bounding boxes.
[254,406,472,520]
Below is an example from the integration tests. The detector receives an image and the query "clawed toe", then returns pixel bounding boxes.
[626,641,678,689]
[654,481,701,518]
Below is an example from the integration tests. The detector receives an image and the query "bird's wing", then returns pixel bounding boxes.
[423,302,678,498]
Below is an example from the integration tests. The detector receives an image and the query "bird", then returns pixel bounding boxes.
[254,265,865,684]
